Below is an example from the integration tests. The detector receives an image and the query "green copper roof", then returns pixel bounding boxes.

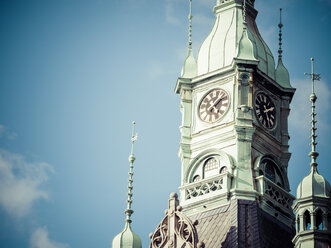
[112,223,142,248]
[237,20,256,60]
[275,58,291,88]
[197,0,275,78]
[182,49,197,78]
[236,3,256,62]
[112,122,142,248]
[297,167,331,199]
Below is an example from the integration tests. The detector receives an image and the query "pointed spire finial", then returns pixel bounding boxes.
[278,8,283,60]
[125,121,138,224]
[305,58,321,169]
[243,0,247,25]
[181,0,197,78]
[188,0,193,51]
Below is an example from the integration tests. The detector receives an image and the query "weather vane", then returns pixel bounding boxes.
[131,121,138,154]
[305,57,321,94]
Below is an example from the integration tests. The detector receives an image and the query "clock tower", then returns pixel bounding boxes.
[150,1,296,247]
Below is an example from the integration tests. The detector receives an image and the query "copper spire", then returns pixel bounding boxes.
[305,58,321,169]
[188,0,193,51]
[124,121,138,224]
[243,0,247,24]
[278,8,283,60]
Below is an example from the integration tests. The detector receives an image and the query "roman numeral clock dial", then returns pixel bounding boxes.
[199,89,229,123]
[254,92,276,129]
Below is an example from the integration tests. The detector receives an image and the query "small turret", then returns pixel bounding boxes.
[292,58,331,248]
[112,122,142,248]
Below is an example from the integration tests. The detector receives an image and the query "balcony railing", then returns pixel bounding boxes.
[255,175,295,215]
[179,173,231,204]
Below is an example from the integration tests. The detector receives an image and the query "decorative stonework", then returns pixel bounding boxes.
[149,193,198,248]
[180,172,232,208]
[265,181,292,210]
[185,176,224,200]
[256,176,294,211]
[255,175,295,227]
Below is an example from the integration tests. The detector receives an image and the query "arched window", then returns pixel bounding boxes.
[304,210,311,230]
[220,166,227,174]
[297,217,300,232]
[260,158,284,188]
[265,163,275,182]
[316,209,323,230]
[204,158,219,178]
[193,175,201,182]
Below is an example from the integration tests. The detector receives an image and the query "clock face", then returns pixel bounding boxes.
[255,92,276,129]
[199,89,229,123]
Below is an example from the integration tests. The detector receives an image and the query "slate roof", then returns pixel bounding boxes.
[184,199,294,248]
[187,203,233,247]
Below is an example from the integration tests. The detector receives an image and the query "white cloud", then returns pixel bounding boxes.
[30,227,69,248]
[0,149,53,217]
[289,78,330,144]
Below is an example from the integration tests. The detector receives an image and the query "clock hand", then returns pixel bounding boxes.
[263,105,270,124]
[207,94,225,112]
[263,106,275,113]
[207,100,215,112]
[265,112,270,123]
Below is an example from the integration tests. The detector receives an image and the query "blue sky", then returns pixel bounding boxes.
[0,0,330,247]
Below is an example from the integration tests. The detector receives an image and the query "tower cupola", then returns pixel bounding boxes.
[292,58,331,248]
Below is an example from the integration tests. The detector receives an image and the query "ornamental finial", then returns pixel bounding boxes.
[125,121,138,224]
[278,8,283,60]
[188,0,193,51]
[243,0,247,24]
[305,58,321,169]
